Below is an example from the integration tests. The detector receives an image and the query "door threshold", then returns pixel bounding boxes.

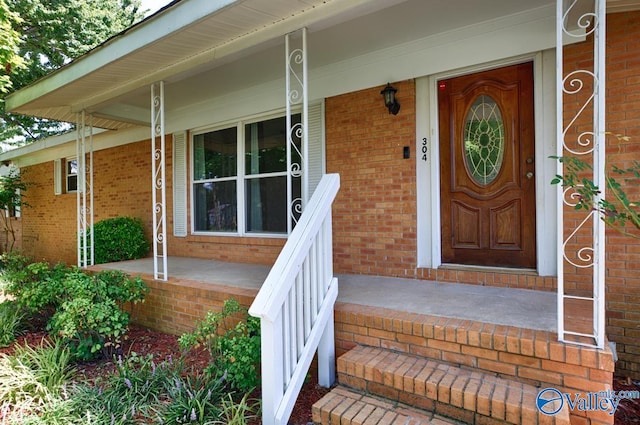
[439,263,538,276]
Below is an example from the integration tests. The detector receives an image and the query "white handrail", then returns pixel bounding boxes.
[249,173,340,425]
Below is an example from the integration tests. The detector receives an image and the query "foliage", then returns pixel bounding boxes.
[552,133,640,239]
[1,255,69,321]
[161,373,225,425]
[0,0,24,94]
[212,392,260,425]
[0,168,28,253]
[1,0,145,144]
[0,338,74,408]
[0,299,24,347]
[0,254,148,360]
[48,269,148,360]
[70,352,184,424]
[179,299,261,393]
[90,216,150,264]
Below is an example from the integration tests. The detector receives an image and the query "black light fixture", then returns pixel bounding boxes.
[381,83,400,115]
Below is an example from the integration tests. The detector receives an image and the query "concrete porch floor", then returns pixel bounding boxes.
[100,256,557,332]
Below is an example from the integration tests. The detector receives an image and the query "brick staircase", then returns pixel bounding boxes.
[312,303,616,425]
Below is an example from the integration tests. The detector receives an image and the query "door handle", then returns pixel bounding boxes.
[526,171,534,179]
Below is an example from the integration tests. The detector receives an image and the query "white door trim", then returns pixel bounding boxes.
[416,52,557,276]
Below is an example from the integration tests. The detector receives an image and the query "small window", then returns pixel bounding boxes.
[66,158,78,192]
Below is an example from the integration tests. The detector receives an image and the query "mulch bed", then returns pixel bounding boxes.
[0,325,329,424]
[2,326,638,424]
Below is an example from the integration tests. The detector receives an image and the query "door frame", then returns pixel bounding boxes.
[416,52,558,276]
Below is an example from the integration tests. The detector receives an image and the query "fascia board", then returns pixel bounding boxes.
[0,127,150,167]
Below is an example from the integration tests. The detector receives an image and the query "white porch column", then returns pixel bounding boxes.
[286,27,309,234]
[151,81,168,281]
[556,0,606,348]
[76,111,94,268]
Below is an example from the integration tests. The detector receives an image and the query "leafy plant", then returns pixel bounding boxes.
[70,352,184,424]
[552,133,639,239]
[179,299,261,393]
[48,269,148,360]
[161,373,225,425]
[212,392,260,425]
[90,216,150,264]
[4,260,69,318]
[0,300,25,347]
[0,338,74,408]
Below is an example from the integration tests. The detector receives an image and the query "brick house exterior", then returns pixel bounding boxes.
[1,3,639,420]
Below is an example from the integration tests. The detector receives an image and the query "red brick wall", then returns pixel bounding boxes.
[561,11,640,379]
[20,136,284,267]
[325,81,556,291]
[327,81,418,277]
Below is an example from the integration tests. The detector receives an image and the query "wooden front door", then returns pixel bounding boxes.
[438,62,536,268]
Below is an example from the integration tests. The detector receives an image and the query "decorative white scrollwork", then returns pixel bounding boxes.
[76,111,94,268]
[562,70,598,155]
[286,29,308,233]
[290,198,303,226]
[562,0,599,37]
[151,81,167,280]
[557,0,606,349]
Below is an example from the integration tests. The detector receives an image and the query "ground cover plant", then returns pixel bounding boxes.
[0,254,269,423]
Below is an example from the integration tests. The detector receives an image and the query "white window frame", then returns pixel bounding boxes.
[66,157,78,194]
[190,110,300,238]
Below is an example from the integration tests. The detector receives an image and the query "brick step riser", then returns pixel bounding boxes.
[335,346,568,425]
[335,305,614,403]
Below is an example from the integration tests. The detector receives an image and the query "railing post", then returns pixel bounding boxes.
[260,315,284,425]
[317,286,336,387]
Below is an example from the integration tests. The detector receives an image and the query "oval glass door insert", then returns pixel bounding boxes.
[463,95,505,185]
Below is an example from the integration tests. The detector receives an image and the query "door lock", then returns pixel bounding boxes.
[526,171,534,179]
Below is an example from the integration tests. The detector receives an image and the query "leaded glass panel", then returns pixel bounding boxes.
[463,95,505,185]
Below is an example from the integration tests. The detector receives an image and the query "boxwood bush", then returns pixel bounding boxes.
[91,216,149,264]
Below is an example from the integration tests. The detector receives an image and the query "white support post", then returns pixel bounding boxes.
[76,111,94,268]
[151,81,168,281]
[557,0,606,348]
[286,28,308,234]
[593,0,606,349]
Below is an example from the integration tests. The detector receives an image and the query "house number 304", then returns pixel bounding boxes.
[421,137,428,161]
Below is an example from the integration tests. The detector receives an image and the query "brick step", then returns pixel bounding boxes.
[333,345,570,425]
[312,386,467,425]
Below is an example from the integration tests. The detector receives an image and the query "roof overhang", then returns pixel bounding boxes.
[5,0,640,133]
[5,0,408,130]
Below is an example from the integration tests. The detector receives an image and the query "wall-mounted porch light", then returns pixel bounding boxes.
[381,83,400,115]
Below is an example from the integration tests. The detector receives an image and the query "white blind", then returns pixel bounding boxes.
[307,100,325,196]
[54,159,62,195]
[172,131,188,237]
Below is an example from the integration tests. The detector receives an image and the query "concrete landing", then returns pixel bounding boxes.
[99,256,556,331]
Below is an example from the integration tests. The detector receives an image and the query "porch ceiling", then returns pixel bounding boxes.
[8,0,634,131]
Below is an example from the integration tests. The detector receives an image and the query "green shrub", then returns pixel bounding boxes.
[0,253,70,328]
[90,216,149,264]
[178,299,261,393]
[48,269,148,361]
